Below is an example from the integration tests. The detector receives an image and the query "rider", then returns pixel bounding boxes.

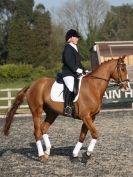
[62,29,87,116]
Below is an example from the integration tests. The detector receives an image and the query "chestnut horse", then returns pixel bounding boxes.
[3,56,130,162]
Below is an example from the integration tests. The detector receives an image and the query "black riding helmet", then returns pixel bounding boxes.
[65,29,80,42]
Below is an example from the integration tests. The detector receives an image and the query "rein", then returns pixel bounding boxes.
[88,75,120,88]
[88,75,126,88]
[89,75,110,82]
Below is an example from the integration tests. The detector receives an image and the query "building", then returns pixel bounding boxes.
[90,41,133,80]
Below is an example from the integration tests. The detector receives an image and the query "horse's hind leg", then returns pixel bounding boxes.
[41,109,58,159]
[30,106,46,160]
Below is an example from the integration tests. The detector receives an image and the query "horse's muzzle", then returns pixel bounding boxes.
[120,80,131,92]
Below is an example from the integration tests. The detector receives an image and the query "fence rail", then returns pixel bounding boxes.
[0,84,133,111]
[0,88,28,110]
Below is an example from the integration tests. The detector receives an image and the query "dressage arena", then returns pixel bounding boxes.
[0,110,132,177]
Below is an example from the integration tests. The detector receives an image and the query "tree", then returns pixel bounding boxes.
[7,0,35,64]
[8,2,52,67]
[0,0,14,26]
[48,24,64,68]
[14,0,34,19]
[53,0,109,55]
[54,0,109,39]
[0,0,15,64]
[98,4,133,41]
[8,16,32,64]
[81,0,109,48]
[31,4,51,67]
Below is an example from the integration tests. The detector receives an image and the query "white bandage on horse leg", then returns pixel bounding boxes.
[87,139,97,153]
[73,142,83,157]
[36,140,44,157]
[43,134,51,155]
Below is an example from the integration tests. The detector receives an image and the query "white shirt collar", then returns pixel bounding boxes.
[69,42,78,52]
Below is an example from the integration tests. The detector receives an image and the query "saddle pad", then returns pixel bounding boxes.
[50,76,83,102]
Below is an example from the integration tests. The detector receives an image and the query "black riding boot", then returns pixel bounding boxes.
[64,89,74,117]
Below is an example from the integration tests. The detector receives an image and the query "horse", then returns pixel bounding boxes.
[3,56,130,162]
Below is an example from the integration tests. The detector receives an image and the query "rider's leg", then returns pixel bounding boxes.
[63,76,74,116]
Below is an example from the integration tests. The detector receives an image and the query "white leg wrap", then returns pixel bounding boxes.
[87,139,97,153]
[36,140,44,157]
[43,134,51,155]
[73,142,83,157]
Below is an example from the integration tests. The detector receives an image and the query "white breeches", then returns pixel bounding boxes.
[63,76,74,92]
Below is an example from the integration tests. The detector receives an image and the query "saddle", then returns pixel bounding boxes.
[50,73,82,103]
[56,73,80,98]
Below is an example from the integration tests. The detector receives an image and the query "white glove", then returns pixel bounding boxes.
[76,68,83,74]
[85,70,89,74]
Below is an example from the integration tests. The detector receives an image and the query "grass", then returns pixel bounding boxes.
[0,82,28,89]
[0,79,32,89]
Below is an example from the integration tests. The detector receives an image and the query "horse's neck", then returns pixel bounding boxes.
[89,62,115,95]
[94,63,112,78]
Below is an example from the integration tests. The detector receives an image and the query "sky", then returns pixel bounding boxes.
[34,0,133,11]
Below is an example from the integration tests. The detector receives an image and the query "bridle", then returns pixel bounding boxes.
[89,59,129,86]
[113,59,129,86]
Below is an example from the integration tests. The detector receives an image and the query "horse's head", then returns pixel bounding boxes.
[111,56,130,92]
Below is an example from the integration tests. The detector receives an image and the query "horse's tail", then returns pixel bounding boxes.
[3,86,30,136]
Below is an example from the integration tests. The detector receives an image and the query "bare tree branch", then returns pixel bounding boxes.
[52,0,109,39]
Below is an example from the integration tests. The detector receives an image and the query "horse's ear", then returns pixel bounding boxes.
[120,55,126,63]
[121,55,126,60]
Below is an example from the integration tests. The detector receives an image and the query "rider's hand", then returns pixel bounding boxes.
[85,70,89,74]
[76,68,83,74]
[76,68,83,78]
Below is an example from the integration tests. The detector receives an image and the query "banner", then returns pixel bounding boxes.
[103,82,133,104]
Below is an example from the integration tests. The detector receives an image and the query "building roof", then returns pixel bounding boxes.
[95,41,133,58]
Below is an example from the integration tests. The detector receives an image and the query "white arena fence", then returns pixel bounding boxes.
[0,88,28,110]
[0,84,133,112]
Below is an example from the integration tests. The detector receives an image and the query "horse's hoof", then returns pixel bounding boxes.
[38,154,49,161]
[70,156,80,163]
[81,152,91,164]
[44,153,49,160]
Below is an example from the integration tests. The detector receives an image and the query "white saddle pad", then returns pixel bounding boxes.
[50,76,83,102]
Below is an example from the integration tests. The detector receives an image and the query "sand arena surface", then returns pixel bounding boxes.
[0,110,133,177]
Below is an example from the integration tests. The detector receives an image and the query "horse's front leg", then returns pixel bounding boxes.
[81,114,98,162]
[73,123,88,158]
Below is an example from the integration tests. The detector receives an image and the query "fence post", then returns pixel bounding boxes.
[7,90,12,107]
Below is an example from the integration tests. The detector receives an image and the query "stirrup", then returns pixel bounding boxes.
[64,106,72,116]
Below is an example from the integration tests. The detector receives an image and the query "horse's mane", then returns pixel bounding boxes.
[84,59,114,77]
[85,56,124,77]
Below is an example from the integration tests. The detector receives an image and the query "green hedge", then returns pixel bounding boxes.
[0,61,90,82]
[0,64,33,79]
[0,63,62,82]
